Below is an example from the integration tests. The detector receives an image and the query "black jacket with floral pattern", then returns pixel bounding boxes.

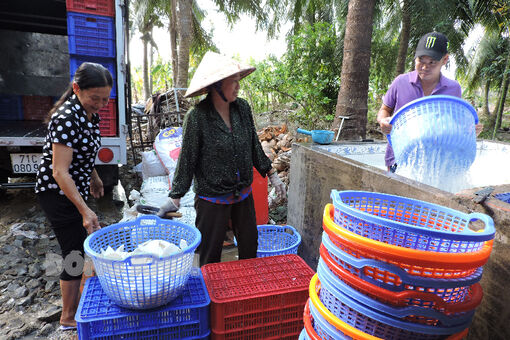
[170,95,272,199]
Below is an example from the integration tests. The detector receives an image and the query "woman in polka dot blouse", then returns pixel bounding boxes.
[35,62,112,330]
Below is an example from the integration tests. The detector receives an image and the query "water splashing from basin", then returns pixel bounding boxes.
[395,141,510,193]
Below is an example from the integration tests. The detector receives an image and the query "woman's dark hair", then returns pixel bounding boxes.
[46,62,113,121]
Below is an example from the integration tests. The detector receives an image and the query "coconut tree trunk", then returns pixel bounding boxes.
[483,80,490,117]
[492,78,503,117]
[170,0,178,87]
[395,0,411,76]
[331,0,376,140]
[149,28,154,95]
[142,33,150,101]
[176,0,193,88]
[492,53,510,139]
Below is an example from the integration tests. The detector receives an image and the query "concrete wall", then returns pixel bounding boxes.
[287,141,510,340]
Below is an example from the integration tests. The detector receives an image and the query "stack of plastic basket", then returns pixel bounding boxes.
[76,268,211,339]
[201,254,314,339]
[300,190,495,340]
[65,0,118,136]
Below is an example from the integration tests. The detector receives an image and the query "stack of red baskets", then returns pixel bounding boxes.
[300,190,495,340]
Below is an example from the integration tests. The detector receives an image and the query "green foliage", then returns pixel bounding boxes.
[241,22,342,129]
[131,57,174,103]
[150,56,173,93]
[460,32,509,98]
[131,66,144,103]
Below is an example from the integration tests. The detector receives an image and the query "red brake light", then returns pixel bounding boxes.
[98,148,114,163]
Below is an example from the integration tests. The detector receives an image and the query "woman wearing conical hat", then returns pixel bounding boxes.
[158,52,286,266]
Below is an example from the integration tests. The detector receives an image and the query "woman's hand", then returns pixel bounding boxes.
[90,169,104,199]
[157,198,180,217]
[269,172,286,200]
[82,207,101,234]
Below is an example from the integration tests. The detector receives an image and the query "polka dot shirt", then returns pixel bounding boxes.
[35,94,101,200]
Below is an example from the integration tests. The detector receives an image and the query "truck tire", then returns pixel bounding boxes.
[95,165,119,194]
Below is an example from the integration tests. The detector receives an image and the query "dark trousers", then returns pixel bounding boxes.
[195,193,258,266]
[37,191,87,281]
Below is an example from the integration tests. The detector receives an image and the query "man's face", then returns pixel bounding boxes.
[414,55,448,82]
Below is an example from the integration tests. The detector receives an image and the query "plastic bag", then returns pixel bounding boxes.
[139,175,172,207]
[98,238,188,261]
[153,127,183,176]
[141,150,167,179]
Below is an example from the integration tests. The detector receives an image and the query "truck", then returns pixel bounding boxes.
[0,0,129,192]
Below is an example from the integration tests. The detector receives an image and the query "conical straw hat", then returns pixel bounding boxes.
[184,51,256,98]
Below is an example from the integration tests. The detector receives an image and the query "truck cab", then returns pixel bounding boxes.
[0,0,129,191]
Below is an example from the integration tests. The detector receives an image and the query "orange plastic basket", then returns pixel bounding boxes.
[323,204,493,275]
[320,229,482,302]
[319,244,483,313]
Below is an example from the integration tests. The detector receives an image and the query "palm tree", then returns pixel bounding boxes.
[394,0,411,76]
[469,0,510,139]
[175,0,193,88]
[134,0,273,91]
[459,31,508,119]
[131,0,162,100]
[331,0,376,139]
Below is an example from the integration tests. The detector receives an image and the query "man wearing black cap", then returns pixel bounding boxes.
[376,31,482,172]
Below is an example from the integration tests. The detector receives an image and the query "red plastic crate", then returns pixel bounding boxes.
[22,95,55,121]
[201,254,314,338]
[97,99,116,136]
[211,318,302,340]
[66,0,115,17]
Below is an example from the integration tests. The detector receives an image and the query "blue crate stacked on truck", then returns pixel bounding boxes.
[66,0,117,136]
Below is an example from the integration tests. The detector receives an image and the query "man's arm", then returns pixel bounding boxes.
[377,103,394,135]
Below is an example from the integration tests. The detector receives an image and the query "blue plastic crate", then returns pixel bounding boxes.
[76,268,210,340]
[69,56,117,97]
[67,12,115,57]
[0,94,23,120]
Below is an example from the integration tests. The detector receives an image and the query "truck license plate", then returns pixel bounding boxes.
[10,153,42,174]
